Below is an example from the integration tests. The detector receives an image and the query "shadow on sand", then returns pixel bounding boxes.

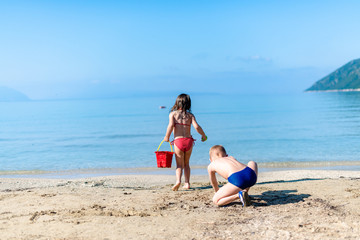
[192,178,321,206]
[251,190,311,206]
[257,178,325,185]
[251,178,323,206]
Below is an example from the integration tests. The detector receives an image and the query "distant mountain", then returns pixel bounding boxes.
[306,58,360,92]
[0,86,30,101]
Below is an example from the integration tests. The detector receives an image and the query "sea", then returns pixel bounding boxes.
[1,92,360,177]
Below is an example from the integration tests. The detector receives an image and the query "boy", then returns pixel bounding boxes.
[207,145,258,206]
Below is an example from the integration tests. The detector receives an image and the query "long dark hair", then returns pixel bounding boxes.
[170,93,192,113]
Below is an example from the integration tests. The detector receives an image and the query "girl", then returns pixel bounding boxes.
[163,93,207,191]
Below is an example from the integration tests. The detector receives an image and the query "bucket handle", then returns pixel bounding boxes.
[156,140,173,152]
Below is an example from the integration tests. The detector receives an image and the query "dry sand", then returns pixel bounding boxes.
[1,170,359,239]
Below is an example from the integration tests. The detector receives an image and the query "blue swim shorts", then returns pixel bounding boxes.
[228,167,257,189]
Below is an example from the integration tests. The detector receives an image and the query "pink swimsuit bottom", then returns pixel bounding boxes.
[173,137,195,152]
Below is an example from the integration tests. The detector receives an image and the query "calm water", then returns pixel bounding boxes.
[1,92,360,173]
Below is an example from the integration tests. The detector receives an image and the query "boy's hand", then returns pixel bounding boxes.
[201,135,207,142]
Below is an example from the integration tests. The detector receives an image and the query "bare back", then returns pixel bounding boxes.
[171,110,193,139]
[210,156,247,179]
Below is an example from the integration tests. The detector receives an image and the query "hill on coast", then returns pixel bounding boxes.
[0,86,30,101]
[306,58,360,92]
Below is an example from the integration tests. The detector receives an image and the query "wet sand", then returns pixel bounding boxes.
[1,170,359,239]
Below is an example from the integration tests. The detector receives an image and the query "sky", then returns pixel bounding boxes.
[1,0,360,100]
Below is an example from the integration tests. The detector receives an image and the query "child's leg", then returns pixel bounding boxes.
[212,183,241,206]
[247,160,258,176]
[243,161,258,193]
[182,146,193,189]
[172,145,185,191]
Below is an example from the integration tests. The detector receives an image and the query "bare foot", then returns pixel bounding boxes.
[172,182,181,191]
[243,191,251,206]
[182,183,190,190]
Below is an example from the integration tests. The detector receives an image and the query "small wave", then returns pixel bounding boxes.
[0,167,170,179]
[56,134,161,142]
[0,138,19,142]
[0,170,49,176]
[258,160,360,168]
[99,134,161,139]
[61,144,101,149]
[56,136,92,142]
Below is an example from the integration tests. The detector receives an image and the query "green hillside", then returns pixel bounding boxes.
[306,58,360,91]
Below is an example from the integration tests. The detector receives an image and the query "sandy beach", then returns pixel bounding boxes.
[1,170,359,240]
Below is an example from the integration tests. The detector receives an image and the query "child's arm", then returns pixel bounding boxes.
[207,164,219,192]
[191,114,207,141]
[163,112,174,142]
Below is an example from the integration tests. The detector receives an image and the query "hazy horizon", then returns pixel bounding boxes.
[1,1,360,100]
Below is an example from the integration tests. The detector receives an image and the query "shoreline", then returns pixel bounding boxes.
[305,88,360,92]
[1,160,360,179]
[1,169,359,187]
[1,169,360,194]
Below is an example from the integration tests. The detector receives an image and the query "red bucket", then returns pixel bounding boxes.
[155,140,174,168]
